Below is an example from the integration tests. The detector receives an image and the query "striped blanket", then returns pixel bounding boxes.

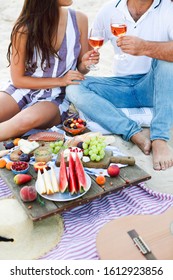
[1,177,173,260]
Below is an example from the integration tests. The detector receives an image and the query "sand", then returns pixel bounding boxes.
[0,0,173,194]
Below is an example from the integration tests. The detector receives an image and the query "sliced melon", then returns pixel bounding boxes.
[75,152,87,193]
[59,152,68,193]
[68,153,78,195]
[37,169,47,195]
[50,166,59,193]
[43,168,54,195]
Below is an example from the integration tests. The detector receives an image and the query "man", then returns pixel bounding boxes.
[66,0,173,171]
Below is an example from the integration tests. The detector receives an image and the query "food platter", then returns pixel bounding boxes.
[35,170,91,202]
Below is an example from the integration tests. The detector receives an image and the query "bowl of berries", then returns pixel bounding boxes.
[11,161,29,175]
[63,117,87,135]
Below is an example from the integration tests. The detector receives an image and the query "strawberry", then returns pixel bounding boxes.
[77,123,84,128]
[14,174,32,185]
[77,118,83,124]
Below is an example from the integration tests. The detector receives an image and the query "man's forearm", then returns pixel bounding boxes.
[143,41,173,62]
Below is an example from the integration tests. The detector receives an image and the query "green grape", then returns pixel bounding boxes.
[82,135,107,162]
[90,154,97,161]
[84,139,91,144]
[96,155,101,162]
[49,142,55,148]
[83,149,89,156]
[89,150,93,156]
[53,142,58,146]
[58,140,64,146]
[54,141,59,146]
[99,150,105,157]
[50,140,65,154]
[54,146,60,154]
[82,143,88,149]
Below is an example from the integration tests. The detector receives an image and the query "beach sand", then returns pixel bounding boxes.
[0,0,173,194]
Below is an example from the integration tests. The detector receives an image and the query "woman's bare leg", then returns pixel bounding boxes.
[0,101,61,141]
[0,91,20,122]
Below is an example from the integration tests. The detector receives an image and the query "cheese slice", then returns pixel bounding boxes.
[18,139,39,154]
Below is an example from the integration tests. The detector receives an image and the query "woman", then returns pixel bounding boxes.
[0,0,97,141]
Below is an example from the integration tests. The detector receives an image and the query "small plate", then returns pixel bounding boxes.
[35,168,91,202]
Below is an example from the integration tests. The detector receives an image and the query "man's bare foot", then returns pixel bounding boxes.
[152,140,173,170]
[131,131,151,155]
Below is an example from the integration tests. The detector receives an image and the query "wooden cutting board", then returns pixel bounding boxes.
[55,150,135,168]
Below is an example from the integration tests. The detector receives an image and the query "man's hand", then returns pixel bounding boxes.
[117,35,146,56]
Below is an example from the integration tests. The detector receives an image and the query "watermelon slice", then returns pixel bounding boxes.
[59,152,68,193]
[75,152,87,193]
[68,153,78,195]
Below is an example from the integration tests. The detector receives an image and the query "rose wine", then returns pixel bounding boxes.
[111,24,127,37]
[89,37,104,49]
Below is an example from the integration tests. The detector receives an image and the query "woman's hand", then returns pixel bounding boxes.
[60,70,85,86]
[81,49,100,69]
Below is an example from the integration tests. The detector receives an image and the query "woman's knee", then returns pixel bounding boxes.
[0,91,20,121]
[18,113,37,131]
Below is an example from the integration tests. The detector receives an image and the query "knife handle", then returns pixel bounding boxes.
[110,156,135,166]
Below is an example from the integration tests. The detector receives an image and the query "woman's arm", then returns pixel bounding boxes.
[10,28,84,89]
[76,11,100,74]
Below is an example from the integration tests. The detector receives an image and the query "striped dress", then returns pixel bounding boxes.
[1,9,81,122]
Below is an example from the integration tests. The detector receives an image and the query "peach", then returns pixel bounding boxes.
[20,186,37,202]
[107,164,120,177]
[34,161,48,172]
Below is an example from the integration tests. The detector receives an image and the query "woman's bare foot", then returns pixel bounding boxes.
[152,140,173,170]
[131,131,151,155]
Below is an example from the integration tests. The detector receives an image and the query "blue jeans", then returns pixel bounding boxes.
[66,60,173,141]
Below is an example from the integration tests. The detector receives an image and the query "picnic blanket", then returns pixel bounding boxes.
[1,176,173,260]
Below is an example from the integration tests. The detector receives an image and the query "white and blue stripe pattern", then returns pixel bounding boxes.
[1,9,80,118]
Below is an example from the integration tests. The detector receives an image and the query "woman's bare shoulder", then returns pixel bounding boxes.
[75,10,88,23]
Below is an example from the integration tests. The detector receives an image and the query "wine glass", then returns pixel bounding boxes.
[87,28,105,71]
[110,15,127,60]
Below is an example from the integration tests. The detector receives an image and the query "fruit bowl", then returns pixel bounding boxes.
[11,161,29,174]
[63,118,87,135]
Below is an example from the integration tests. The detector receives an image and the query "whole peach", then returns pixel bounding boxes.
[20,186,37,202]
[107,165,120,177]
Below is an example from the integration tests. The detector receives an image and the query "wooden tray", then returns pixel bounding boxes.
[0,163,151,222]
